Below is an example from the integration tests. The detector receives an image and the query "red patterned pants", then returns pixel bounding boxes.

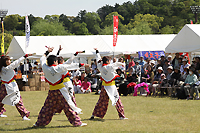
[0,84,30,118]
[92,86,125,118]
[35,90,82,127]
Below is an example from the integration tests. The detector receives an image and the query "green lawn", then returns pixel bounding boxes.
[0,91,200,133]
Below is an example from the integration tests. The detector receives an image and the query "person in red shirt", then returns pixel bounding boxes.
[128,56,135,70]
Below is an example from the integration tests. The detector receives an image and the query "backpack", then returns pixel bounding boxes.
[176,88,187,99]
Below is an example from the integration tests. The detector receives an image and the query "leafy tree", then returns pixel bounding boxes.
[159,25,174,34]
[4,14,21,31]
[83,12,101,34]
[0,33,13,54]
[71,22,89,35]
[31,20,69,36]
[102,12,124,27]
[97,4,115,23]
[127,14,164,33]
[59,14,72,30]
[127,21,152,35]
[44,15,60,22]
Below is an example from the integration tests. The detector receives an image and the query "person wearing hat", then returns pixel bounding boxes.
[115,68,125,87]
[172,53,180,68]
[152,67,163,84]
[167,55,172,65]
[171,66,181,86]
[180,59,190,74]
[143,58,151,71]
[166,66,174,81]
[181,68,198,100]
[150,60,156,74]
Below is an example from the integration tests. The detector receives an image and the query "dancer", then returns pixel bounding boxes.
[55,45,84,114]
[34,47,87,127]
[0,53,31,120]
[89,48,128,120]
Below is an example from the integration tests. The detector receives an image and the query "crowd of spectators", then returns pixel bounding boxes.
[13,54,200,99]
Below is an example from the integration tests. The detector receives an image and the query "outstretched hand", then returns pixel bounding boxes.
[94,48,98,50]
[59,45,63,51]
[48,47,54,52]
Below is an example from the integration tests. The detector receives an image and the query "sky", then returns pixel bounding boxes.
[0,0,135,18]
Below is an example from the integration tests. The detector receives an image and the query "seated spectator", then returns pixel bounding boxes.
[166,66,174,85]
[167,55,172,65]
[171,66,181,86]
[150,60,156,74]
[133,60,141,76]
[180,59,190,74]
[81,77,91,94]
[181,66,189,81]
[73,76,82,94]
[147,65,154,83]
[118,57,126,73]
[163,60,169,75]
[126,67,138,83]
[158,73,169,95]
[115,69,125,87]
[143,58,150,71]
[141,70,150,83]
[152,67,163,84]
[181,68,198,100]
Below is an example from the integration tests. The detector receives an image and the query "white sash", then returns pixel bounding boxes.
[2,82,20,106]
[59,87,82,114]
[104,85,119,106]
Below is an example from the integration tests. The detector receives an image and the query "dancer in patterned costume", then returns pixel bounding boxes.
[89,48,128,120]
[34,47,87,127]
[0,54,31,120]
[54,45,84,114]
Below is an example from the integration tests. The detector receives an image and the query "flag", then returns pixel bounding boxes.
[25,16,30,48]
[1,21,4,54]
[113,16,118,47]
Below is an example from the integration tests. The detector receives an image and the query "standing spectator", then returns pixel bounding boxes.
[139,56,145,74]
[20,59,32,74]
[81,77,91,93]
[80,72,86,83]
[91,59,97,74]
[113,57,117,63]
[195,57,200,71]
[128,56,135,70]
[172,53,180,68]
[150,60,156,74]
[133,61,141,77]
[160,55,165,67]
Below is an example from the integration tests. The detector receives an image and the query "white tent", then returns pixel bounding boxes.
[165,24,200,53]
[7,35,176,59]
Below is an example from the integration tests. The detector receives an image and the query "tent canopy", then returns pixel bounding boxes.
[165,24,200,53]
[7,35,175,59]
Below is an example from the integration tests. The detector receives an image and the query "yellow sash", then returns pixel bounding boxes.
[1,79,16,84]
[102,80,115,86]
[50,83,65,90]
[63,77,71,82]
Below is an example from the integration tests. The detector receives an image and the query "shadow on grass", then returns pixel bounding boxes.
[0,125,74,131]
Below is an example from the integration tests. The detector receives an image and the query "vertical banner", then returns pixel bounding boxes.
[113,16,118,47]
[25,15,30,49]
[1,21,4,55]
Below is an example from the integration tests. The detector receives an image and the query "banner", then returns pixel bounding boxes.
[25,16,30,48]
[138,51,165,60]
[1,21,4,54]
[113,16,118,47]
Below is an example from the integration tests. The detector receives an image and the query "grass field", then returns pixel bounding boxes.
[0,91,200,133]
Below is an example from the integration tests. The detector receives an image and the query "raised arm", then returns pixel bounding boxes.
[94,48,101,62]
[40,47,54,68]
[64,51,85,64]
[6,54,32,70]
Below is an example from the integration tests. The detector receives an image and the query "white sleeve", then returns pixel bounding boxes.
[54,63,80,73]
[64,55,76,64]
[112,62,124,70]
[96,53,101,62]
[5,56,25,70]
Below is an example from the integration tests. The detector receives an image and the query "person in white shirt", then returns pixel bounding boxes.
[0,54,32,120]
[33,47,86,127]
[89,48,128,120]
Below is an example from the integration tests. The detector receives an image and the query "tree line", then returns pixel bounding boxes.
[1,0,200,52]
